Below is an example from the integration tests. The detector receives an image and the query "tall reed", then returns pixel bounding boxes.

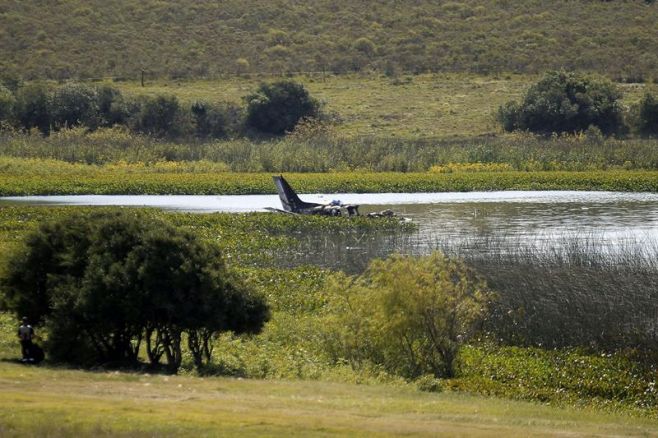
[2,128,658,171]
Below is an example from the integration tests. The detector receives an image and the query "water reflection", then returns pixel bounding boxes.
[289,199,658,271]
[2,192,658,270]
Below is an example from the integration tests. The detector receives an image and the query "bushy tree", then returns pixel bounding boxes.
[324,252,494,378]
[0,85,16,125]
[131,95,183,138]
[191,101,241,139]
[498,71,626,136]
[14,83,51,134]
[636,92,658,136]
[49,82,100,129]
[96,85,131,127]
[244,80,319,135]
[2,211,269,371]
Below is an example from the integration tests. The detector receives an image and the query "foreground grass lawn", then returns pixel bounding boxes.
[0,362,656,437]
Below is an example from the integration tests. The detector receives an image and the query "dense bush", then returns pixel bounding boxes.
[636,92,658,136]
[96,85,131,127]
[49,82,100,130]
[498,71,626,136]
[13,84,51,134]
[0,82,244,140]
[191,101,242,138]
[324,252,494,378]
[0,86,15,125]
[1,210,269,371]
[245,81,319,135]
[130,95,184,138]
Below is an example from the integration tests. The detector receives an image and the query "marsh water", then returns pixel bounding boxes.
[2,191,658,269]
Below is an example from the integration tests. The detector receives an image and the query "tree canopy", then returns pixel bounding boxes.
[1,210,269,371]
[245,80,319,135]
[498,71,626,136]
[324,252,494,378]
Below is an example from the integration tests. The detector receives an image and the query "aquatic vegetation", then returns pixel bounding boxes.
[0,157,657,195]
[430,162,514,173]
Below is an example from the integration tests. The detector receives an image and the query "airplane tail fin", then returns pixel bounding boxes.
[272,175,313,212]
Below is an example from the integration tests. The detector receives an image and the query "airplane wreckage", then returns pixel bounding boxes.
[268,175,401,219]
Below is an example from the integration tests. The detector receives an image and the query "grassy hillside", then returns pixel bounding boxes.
[1,1,657,81]
[114,74,648,138]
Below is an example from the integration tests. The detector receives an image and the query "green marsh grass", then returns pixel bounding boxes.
[1,157,657,195]
[3,124,658,172]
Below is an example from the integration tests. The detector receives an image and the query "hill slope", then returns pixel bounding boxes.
[1,0,657,80]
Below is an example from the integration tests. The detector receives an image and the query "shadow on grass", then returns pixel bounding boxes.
[0,356,182,376]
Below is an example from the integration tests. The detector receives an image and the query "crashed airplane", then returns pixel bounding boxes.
[270,175,360,216]
[269,175,397,218]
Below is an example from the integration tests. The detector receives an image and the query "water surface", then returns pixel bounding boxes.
[2,191,657,266]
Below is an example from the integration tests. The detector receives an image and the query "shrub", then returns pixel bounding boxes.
[14,83,51,134]
[636,92,658,136]
[96,85,131,127]
[415,374,444,392]
[498,71,626,136]
[235,58,250,76]
[0,85,16,125]
[244,80,319,135]
[353,37,377,57]
[324,252,494,378]
[130,95,185,138]
[49,82,100,130]
[1,211,269,371]
[191,101,242,138]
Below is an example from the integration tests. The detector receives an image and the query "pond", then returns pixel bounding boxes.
[3,191,658,269]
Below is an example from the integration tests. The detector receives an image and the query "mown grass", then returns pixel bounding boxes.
[2,359,658,438]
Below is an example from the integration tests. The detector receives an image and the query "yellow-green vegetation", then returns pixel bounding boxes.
[0,206,410,269]
[455,346,658,410]
[2,1,658,81]
[323,253,494,378]
[4,126,658,172]
[1,160,657,195]
[1,360,658,438]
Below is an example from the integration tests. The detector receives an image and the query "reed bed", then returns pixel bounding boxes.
[2,128,658,172]
[420,236,658,351]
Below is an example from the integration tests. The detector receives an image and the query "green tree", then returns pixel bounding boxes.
[636,92,658,136]
[49,82,100,129]
[0,85,16,125]
[14,83,51,134]
[190,101,241,139]
[498,71,626,136]
[324,252,494,378]
[131,95,184,138]
[96,85,131,127]
[244,81,319,135]
[2,211,269,371]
